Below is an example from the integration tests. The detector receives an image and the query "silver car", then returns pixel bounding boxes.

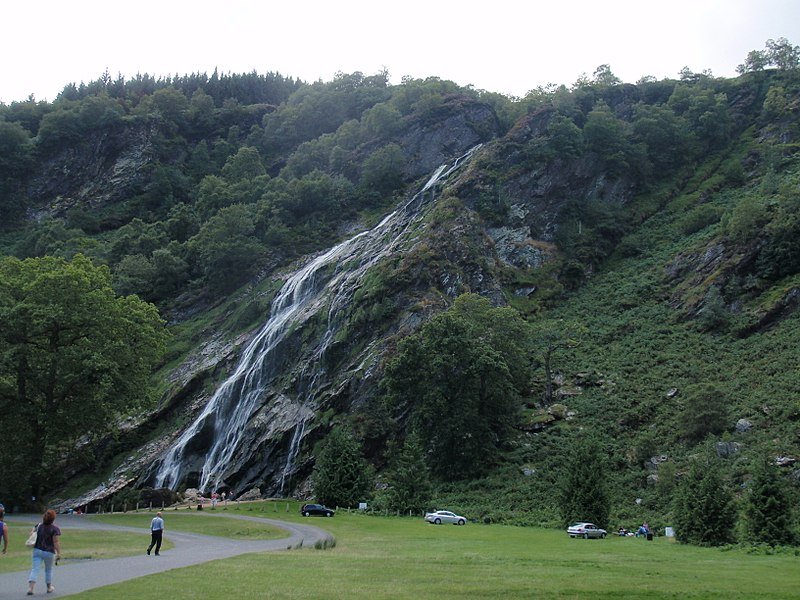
[424,510,467,525]
[567,522,607,539]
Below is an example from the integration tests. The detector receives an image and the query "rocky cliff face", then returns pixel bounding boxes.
[26,122,157,220]
[54,96,644,506]
[60,112,503,507]
[52,79,799,510]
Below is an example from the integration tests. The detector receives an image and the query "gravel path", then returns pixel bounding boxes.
[0,513,333,598]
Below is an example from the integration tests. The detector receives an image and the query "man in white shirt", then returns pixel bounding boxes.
[147,512,165,556]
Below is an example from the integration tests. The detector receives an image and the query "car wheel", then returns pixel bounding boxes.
[601,533,606,539]
[303,511,310,517]
[583,533,589,539]
[326,512,333,517]
[434,518,441,525]
[457,519,465,526]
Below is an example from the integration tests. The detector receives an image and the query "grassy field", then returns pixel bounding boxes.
[53,501,800,599]
[0,523,167,574]
[0,510,283,574]
[92,511,286,539]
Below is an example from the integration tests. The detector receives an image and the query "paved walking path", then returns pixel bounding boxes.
[0,512,333,599]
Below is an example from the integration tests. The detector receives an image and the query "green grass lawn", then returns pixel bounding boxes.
[0,523,167,574]
[0,509,284,574]
[92,510,286,539]
[65,501,800,599]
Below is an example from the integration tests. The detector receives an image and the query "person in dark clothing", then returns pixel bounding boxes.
[147,511,165,556]
[0,504,8,555]
[27,509,61,595]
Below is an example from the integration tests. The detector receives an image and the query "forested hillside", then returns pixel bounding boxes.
[1,40,798,543]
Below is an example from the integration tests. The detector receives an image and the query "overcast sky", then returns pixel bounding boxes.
[2,0,799,104]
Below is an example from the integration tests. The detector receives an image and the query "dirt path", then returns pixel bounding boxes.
[0,513,333,598]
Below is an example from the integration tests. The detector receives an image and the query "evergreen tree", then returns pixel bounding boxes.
[673,458,736,546]
[744,458,797,546]
[312,425,373,508]
[558,434,610,528]
[384,434,432,515]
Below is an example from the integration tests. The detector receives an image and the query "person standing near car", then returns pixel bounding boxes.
[147,511,165,556]
[27,509,61,595]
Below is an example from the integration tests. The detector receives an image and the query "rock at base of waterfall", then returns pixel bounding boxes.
[237,487,263,501]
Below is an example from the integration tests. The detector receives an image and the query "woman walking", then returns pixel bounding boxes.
[27,509,61,595]
[0,504,8,555]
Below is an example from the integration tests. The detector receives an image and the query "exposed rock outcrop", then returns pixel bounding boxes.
[26,122,157,219]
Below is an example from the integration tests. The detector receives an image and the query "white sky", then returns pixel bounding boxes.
[2,0,799,104]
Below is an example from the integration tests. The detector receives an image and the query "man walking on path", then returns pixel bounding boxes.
[146,512,164,556]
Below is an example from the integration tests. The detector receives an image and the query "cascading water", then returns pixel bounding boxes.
[152,145,480,494]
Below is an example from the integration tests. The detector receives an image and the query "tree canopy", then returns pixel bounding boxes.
[672,458,736,546]
[383,294,529,479]
[558,434,610,528]
[0,254,168,506]
[312,425,373,509]
[744,458,797,546]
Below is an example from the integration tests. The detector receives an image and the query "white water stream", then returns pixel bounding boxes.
[153,146,480,493]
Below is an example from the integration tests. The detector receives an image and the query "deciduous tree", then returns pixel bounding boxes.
[383,294,528,479]
[0,255,168,506]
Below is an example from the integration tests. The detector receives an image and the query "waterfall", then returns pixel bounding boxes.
[279,419,306,494]
[152,145,480,493]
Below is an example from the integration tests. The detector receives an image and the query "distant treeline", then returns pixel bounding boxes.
[58,69,303,108]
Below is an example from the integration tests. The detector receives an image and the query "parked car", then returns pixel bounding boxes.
[424,510,467,525]
[300,503,335,517]
[567,522,607,539]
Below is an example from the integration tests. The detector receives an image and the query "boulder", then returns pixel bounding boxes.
[646,455,669,471]
[735,418,753,433]
[237,487,263,502]
[715,441,741,458]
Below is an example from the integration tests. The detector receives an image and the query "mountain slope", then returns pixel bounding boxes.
[1,67,799,522]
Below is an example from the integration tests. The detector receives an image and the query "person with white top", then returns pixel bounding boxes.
[146,512,165,556]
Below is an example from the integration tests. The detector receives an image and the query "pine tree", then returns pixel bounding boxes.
[384,434,432,515]
[745,458,797,546]
[673,458,736,546]
[558,434,610,528]
[312,425,373,509]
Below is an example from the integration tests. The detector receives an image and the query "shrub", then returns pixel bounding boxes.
[678,204,722,235]
[679,383,730,443]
